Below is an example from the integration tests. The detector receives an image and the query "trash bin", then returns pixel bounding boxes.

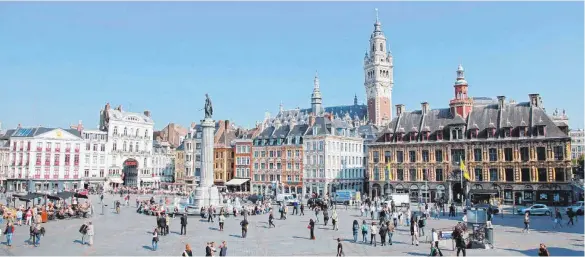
[485,227,494,245]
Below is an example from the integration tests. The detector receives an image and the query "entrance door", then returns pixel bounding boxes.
[514,192,523,206]
[453,183,463,203]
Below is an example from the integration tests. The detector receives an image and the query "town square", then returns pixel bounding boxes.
[0,1,583,256]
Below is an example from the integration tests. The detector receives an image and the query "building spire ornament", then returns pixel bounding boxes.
[375,8,379,23]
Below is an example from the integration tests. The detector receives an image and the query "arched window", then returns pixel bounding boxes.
[129,144,133,152]
[123,141,127,151]
[130,128,134,136]
[113,142,117,151]
[136,129,140,137]
[135,142,139,152]
[123,127,127,135]
[113,126,118,135]
[372,44,375,52]
[145,129,149,139]
[380,43,383,52]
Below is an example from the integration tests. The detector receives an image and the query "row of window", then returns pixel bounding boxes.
[254,137,303,146]
[372,167,567,182]
[13,142,81,152]
[305,168,364,179]
[252,174,301,182]
[254,162,301,171]
[235,168,250,178]
[112,126,150,139]
[372,146,565,163]
[236,157,250,165]
[13,153,80,166]
[112,141,150,153]
[254,149,302,158]
[235,145,251,154]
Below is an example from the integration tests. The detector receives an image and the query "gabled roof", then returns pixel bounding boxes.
[7,127,81,138]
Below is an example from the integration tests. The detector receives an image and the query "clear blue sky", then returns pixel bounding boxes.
[0,2,583,130]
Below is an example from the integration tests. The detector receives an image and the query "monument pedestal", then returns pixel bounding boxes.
[188,117,223,214]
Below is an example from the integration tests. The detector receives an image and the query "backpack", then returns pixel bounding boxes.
[361,224,368,233]
[79,224,88,233]
[418,219,425,227]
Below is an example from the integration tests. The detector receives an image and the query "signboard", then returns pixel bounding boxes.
[439,231,453,240]
[124,160,137,166]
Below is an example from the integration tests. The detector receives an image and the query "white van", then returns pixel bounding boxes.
[276,194,299,206]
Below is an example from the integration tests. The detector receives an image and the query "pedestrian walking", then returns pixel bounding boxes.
[538,243,550,256]
[151,227,159,251]
[219,241,228,256]
[387,221,394,245]
[300,203,305,216]
[522,212,530,233]
[567,208,575,226]
[379,222,387,246]
[180,214,188,235]
[33,223,42,247]
[205,242,216,256]
[361,220,369,243]
[431,228,443,256]
[553,209,563,229]
[336,238,344,257]
[218,213,225,231]
[410,218,419,246]
[332,210,339,231]
[79,222,89,245]
[240,219,249,238]
[308,219,315,240]
[165,214,171,235]
[314,207,320,223]
[352,220,359,242]
[182,244,193,256]
[4,222,14,247]
[454,229,466,256]
[86,221,94,246]
[370,222,378,247]
[268,212,276,228]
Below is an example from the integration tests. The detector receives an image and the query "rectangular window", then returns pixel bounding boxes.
[536,147,546,161]
[474,168,483,181]
[505,168,514,182]
[373,151,380,163]
[384,151,392,163]
[422,169,428,181]
[555,168,565,182]
[54,154,60,166]
[553,146,564,160]
[409,169,417,181]
[474,149,482,162]
[374,167,380,181]
[489,148,498,162]
[504,148,513,161]
[99,169,105,177]
[484,168,496,181]
[538,168,547,182]
[422,150,429,162]
[521,168,530,182]
[435,150,443,162]
[397,151,404,163]
[397,169,404,181]
[451,149,465,164]
[520,147,530,162]
[409,151,416,162]
[435,169,443,181]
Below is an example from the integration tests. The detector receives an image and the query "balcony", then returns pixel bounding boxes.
[19,147,23,151]
[36,147,42,151]
[45,161,50,166]
[65,162,70,166]
[25,161,29,166]
[54,162,60,166]
[44,174,50,179]
[66,148,71,153]
[74,162,79,166]
[75,148,80,153]
[36,161,41,166]
[55,148,61,152]
[64,175,69,179]
[53,174,59,179]
[73,175,79,179]
[35,174,40,179]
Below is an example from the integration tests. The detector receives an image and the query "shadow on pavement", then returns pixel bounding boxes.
[502,247,584,256]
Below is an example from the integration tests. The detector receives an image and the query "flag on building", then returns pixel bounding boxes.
[460,158,471,181]
[386,163,392,180]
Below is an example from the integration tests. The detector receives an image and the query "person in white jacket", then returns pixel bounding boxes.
[86,221,94,246]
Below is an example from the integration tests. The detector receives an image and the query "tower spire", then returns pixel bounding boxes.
[311,71,323,116]
[375,8,379,23]
[314,70,320,89]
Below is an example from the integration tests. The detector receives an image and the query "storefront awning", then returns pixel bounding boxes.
[225,178,250,186]
[141,178,155,183]
[110,178,123,184]
[470,189,499,195]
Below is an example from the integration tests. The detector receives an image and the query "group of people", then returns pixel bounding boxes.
[1,205,47,247]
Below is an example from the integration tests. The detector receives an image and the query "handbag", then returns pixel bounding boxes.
[307,225,311,229]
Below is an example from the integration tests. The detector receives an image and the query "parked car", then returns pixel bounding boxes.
[567,201,584,215]
[474,203,500,215]
[517,204,551,216]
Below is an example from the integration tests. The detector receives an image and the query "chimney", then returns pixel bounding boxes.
[191,122,196,129]
[421,102,429,115]
[17,123,21,129]
[497,96,506,110]
[396,104,405,117]
[329,113,335,121]
[77,120,83,132]
[116,105,123,111]
[105,103,110,110]
[225,120,230,130]
[144,110,151,117]
[528,94,541,108]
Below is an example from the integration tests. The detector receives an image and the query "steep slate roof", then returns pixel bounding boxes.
[288,124,309,137]
[107,109,153,124]
[257,126,275,139]
[271,124,291,139]
[176,141,185,151]
[273,104,367,124]
[7,127,81,138]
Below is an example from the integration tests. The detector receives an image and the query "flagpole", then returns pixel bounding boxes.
[460,156,464,212]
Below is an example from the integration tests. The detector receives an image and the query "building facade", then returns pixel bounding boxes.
[99,103,155,189]
[570,129,584,160]
[183,124,202,187]
[232,138,253,191]
[0,135,10,188]
[4,127,85,192]
[303,116,366,196]
[154,123,188,148]
[213,120,237,185]
[367,65,573,206]
[153,140,175,188]
[174,142,186,187]
[81,129,108,189]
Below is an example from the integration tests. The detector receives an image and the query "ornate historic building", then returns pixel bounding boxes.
[213,120,237,185]
[367,65,573,206]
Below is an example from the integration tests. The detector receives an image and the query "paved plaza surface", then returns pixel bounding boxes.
[1,194,583,256]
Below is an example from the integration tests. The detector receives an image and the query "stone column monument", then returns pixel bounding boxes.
[191,94,222,212]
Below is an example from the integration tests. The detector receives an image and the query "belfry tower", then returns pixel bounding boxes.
[364,8,393,126]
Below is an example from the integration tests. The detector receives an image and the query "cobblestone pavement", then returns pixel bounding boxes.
[0,194,583,256]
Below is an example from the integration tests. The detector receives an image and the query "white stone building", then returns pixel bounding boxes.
[183,126,202,186]
[153,140,175,187]
[0,137,9,188]
[570,129,585,160]
[80,129,108,189]
[99,103,155,189]
[303,116,366,196]
[3,127,86,192]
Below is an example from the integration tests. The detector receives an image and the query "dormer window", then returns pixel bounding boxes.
[313,127,318,136]
[504,128,511,138]
[487,128,496,138]
[410,132,417,141]
[451,127,463,140]
[437,131,444,141]
[470,128,479,139]
[537,125,546,136]
[519,127,526,137]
